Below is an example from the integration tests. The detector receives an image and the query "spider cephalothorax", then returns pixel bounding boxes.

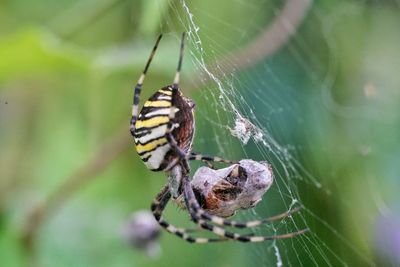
[129,33,308,243]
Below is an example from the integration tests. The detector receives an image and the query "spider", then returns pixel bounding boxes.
[129,33,308,243]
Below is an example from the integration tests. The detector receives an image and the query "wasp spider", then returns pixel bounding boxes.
[130,33,308,243]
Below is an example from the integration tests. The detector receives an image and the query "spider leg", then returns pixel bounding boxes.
[166,32,185,140]
[163,33,191,173]
[165,132,190,174]
[195,204,303,229]
[165,133,187,158]
[182,176,309,242]
[130,34,163,136]
[202,159,216,169]
[151,184,228,243]
[172,32,185,87]
[188,152,236,165]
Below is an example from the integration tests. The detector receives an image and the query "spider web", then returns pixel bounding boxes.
[158,0,375,266]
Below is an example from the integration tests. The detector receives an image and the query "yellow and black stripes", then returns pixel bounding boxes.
[135,116,170,129]
[136,137,168,155]
[134,87,178,170]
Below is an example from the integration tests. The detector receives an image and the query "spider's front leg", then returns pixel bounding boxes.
[189,152,236,169]
[130,34,163,137]
[182,176,309,242]
[189,152,236,164]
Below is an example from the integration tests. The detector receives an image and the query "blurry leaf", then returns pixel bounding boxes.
[0,28,90,81]
[138,0,171,36]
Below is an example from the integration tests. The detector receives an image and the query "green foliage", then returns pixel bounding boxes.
[0,0,399,266]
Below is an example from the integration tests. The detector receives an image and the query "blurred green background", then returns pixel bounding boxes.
[1,0,400,266]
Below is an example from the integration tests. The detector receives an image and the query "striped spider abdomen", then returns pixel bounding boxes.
[134,85,195,172]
